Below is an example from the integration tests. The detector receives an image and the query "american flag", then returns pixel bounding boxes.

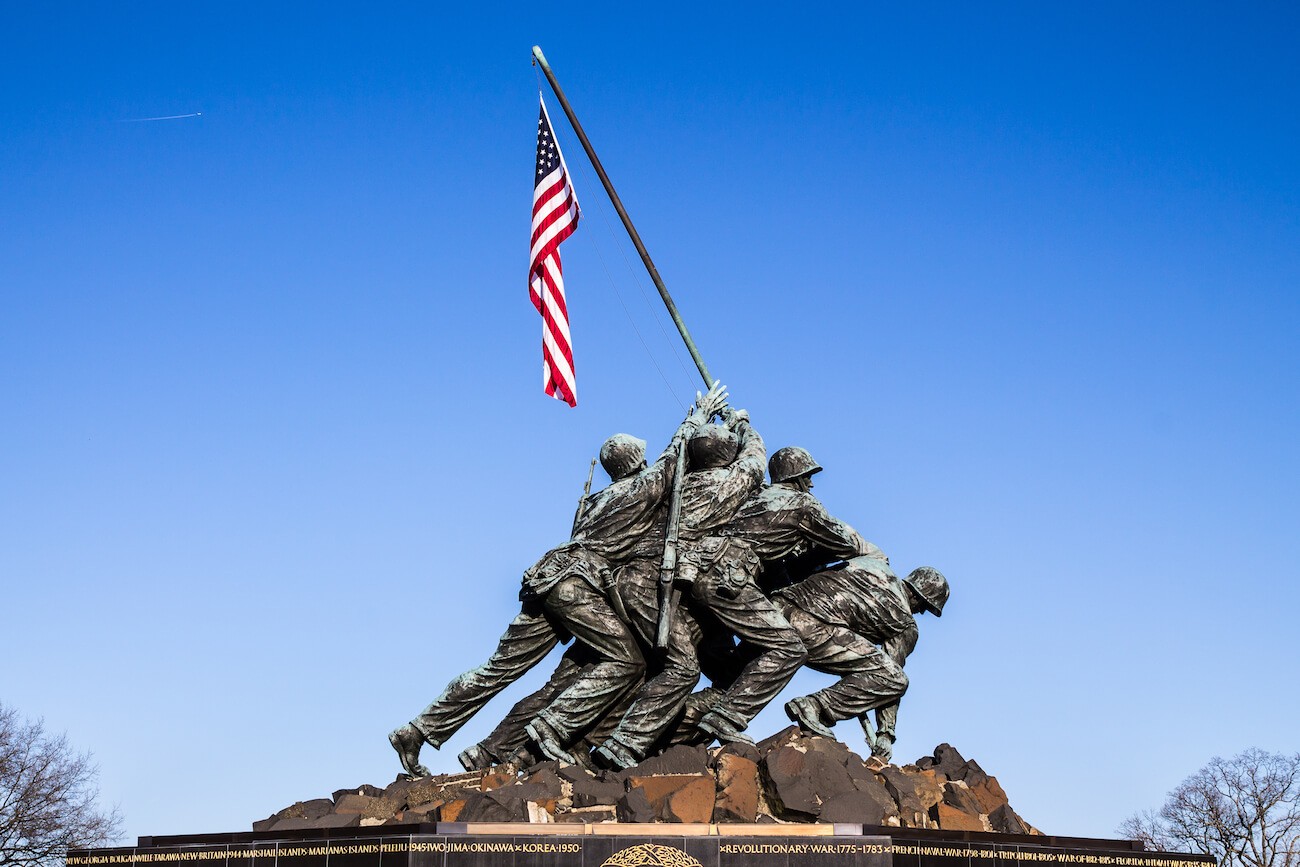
[529,95,581,407]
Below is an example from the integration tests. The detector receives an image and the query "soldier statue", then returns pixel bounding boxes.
[388,383,728,775]
[388,392,949,776]
[476,405,767,767]
[776,554,948,761]
[592,440,875,766]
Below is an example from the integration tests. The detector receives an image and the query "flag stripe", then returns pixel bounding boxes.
[529,218,575,270]
[533,269,573,353]
[542,284,573,360]
[529,95,580,407]
[530,195,579,259]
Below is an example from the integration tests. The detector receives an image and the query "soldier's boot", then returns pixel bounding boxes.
[568,746,599,773]
[388,723,432,778]
[784,696,836,740]
[696,711,755,746]
[508,743,544,767]
[593,739,641,771]
[869,731,896,763]
[525,718,577,765]
[457,743,496,772]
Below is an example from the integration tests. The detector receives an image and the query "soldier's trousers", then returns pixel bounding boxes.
[472,645,584,760]
[688,574,806,729]
[780,604,909,723]
[601,559,703,758]
[410,575,643,748]
[475,644,640,761]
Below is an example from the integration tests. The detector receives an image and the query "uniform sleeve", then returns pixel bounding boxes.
[694,422,767,527]
[635,417,696,502]
[576,417,697,536]
[796,495,869,561]
[881,621,918,669]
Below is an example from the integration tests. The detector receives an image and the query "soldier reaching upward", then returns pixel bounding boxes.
[388,383,728,776]
[596,438,872,765]
[589,407,763,769]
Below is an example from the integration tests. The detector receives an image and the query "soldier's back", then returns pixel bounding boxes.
[777,556,913,642]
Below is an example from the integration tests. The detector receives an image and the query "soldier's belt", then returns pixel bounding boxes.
[676,535,760,587]
[521,544,611,595]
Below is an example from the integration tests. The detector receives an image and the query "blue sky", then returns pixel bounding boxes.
[2,1,1297,843]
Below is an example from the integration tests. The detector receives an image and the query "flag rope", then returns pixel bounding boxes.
[565,149,690,411]
[532,45,714,390]
[580,170,700,394]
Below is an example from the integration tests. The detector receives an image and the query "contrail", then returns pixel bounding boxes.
[120,112,203,122]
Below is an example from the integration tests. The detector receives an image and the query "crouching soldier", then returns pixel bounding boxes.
[776,555,948,761]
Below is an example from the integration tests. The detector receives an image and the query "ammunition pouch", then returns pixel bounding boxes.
[521,544,610,597]
[679,535,761,598]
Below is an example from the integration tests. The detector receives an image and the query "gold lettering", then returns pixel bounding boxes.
[66,836,1214,867]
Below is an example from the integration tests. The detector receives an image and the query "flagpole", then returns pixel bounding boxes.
[532,45,715,391]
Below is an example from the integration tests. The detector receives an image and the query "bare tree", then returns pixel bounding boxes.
[0,703,122,867]
[1120,749,1300,867]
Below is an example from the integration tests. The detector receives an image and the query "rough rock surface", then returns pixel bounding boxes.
[627,774,716,823]
[255,739,1039,833]
[713,752,760,823]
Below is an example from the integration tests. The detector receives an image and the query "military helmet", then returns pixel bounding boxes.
[688,424,740,469]
[600,433,647,481]
[903,566,949,617]
[768,446,823,484]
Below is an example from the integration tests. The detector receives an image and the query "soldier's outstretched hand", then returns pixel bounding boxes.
[694,380,729,420]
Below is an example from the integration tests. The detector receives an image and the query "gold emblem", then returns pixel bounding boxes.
[600,843,703,867]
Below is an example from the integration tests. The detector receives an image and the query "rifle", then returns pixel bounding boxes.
[536,46,719,650]
[571,458,597,537]
[858,711,878,752]
[654,444,689,649]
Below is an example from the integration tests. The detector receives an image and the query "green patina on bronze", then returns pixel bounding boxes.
[388,47,949,778]
[389,384,948,775]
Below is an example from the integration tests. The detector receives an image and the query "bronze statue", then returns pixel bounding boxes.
[585,409,764,768]
[388,389,949,777]
[666,444,875,743]
[775,557,948,761]
[456,641,634,771]
[592,438,871,766]
[388,384,728,775]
